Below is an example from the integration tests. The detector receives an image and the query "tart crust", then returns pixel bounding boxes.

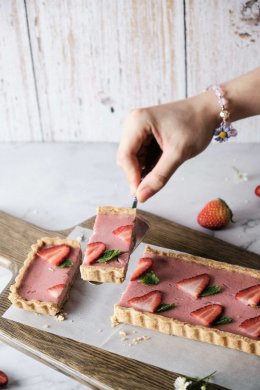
[9,237,81,316]
[80,206,136,283]
[112,246,260,355]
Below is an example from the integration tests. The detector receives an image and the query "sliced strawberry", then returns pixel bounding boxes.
[191,304,223,326]
[128,290,162,313]
[37,244,70,266]
[112,224,133,244]
[47,284,65,299]
[84,242,106,265]
[235,284,260,306]
[239,315,260,337]
[0,370,8,387]
[130,257,153,281]
[176,273,210,298]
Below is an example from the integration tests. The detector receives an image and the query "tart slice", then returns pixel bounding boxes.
[9,237,82,316]
[112,246,260,355]
[80,206,136,283]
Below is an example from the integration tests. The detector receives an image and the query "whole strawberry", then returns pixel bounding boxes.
[255,185,260,197]
[197,198,233,230]
[0,370,8,387]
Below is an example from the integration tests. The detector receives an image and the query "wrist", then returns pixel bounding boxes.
[188,92,220,136]
[222,67,260,121]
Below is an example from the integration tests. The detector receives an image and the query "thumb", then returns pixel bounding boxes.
[136,151,182,202]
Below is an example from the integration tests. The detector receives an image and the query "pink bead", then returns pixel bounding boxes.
[222,97,228,106]
[218,86,224,95]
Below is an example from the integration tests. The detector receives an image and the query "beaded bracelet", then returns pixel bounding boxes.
[207,85,237,143]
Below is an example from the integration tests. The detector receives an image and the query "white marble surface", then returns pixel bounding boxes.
[0,142,260,389]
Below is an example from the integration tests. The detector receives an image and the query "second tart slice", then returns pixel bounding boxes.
[80,206,136,283]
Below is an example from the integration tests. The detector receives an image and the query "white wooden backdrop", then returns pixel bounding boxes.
[0,0,259,142]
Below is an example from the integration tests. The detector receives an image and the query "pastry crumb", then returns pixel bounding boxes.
[119,331,127,337]
[76,233,85,242]
[48,267,54,272]
[131,335,151,345]
[111,316,119,327]
[43,324,50,329]
[56,313,65,321]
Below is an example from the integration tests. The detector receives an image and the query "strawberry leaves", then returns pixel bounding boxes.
[156,303,176,313]
[97,249,122,263]
[214,315,233,325]
[201,285,222,297]
[139,271,160,285]
[56,259,74,268]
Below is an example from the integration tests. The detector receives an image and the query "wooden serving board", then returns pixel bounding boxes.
[1,210,259,390]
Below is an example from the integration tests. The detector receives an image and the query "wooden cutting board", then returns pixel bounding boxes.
[1,210,259,390]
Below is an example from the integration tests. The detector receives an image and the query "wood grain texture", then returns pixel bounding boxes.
[0,0,42,142]
[185,0,260,142]
[25,0,185,142]
[0,210,239,389]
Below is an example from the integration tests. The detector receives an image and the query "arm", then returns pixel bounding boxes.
[117,67,260,202]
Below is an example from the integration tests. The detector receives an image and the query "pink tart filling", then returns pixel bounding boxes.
[119,251,260,339]
[18,246,81,304]
[83,213,135,268]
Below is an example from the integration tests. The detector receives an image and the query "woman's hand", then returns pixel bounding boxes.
[117,91,219,202]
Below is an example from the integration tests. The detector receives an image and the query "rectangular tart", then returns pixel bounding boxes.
[112,246,260,355]
[9,237,82,316]
[80,206,136,283]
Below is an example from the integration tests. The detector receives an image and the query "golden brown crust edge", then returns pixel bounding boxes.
[112,305,260,356]
[97,206,136,216]
[145,246,260,278]
[80,264,126,284]
[9,237,81,316]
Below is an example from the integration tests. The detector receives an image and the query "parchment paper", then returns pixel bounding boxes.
[3,226,260,390]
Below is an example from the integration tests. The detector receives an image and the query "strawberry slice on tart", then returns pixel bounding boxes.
[191,304,223,326]
[37,244,71,267]
[130,257,153,281]
[239,315,260,338]
[84,242,106,265]
[176,273,210,298]
[112,224,134,244]
[47,284,66,299]
[235,284,260,307]
[128,291,162,313]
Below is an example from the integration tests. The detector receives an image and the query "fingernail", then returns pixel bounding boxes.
[137,186,155,202]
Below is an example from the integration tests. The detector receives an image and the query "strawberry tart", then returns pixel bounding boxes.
[80,206,136,283]
[9,237,82,316]
[112,246,260,355]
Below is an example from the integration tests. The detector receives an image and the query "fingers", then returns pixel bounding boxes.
[117,109,150,194]
[136,149,182,202]
[117,151,141,194]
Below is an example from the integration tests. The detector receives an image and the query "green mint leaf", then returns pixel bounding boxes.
[201,285,222,297]
[97,249,122,263]
[139,271,160,285]
[214,316,233,326]
[57,259,73,268]
[156,303,176,313]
